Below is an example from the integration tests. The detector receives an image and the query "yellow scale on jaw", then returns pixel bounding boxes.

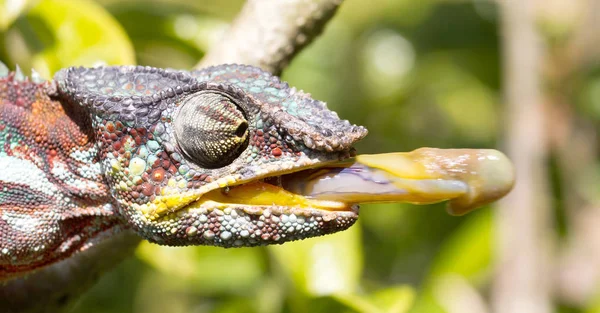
[198,182,349,211]
[138,180,349,220]
[135,170,345,221]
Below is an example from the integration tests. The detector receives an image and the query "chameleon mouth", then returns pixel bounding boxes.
[136,148,515,247]
[193,148,515,216]
[196,178,357,214]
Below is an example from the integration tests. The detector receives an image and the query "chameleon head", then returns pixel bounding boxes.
[55,65,515,247]
[55,64,368,247]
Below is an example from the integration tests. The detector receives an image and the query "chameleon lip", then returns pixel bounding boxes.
[144,159,361,220]
[177,159,362,214]
[197,179,358,213]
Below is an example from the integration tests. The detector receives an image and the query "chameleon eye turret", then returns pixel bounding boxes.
[174,91,249,168]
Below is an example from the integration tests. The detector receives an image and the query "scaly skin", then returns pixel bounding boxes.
[0,64,367,280]
[0,69,124,280]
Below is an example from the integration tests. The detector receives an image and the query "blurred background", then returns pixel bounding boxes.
[1,0,599,312]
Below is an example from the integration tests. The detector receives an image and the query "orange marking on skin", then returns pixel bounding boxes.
[151,168,166,182]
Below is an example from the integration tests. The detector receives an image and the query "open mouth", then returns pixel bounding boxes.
[189,148,515,216]
[197,173,359,214]
[138,148,514,246]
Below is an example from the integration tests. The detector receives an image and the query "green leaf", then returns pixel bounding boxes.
[268,222,363,296]
[104,3,224,68]
[370,286,416,313]
[409,210,493,313]
[333,293,382,313]
[334,286,416,313]
[14,0,134,77]
[427,211,493,280]
[136,242,266,294]
[0,0,36,30]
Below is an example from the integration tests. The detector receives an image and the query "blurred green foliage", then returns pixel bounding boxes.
[3,0,592,312]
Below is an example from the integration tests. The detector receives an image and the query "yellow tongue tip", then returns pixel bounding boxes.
[445,149,515,215]
[356,148,515,214]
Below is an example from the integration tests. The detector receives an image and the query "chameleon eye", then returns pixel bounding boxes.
[174,91,249,168]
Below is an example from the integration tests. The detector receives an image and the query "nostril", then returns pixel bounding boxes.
[235,121,248,137]
[321,128,333,136]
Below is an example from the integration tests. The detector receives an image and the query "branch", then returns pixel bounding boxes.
[492,1,553,313]
[545,0,600,304]
[0,231,140,313]
[196,0,343,75]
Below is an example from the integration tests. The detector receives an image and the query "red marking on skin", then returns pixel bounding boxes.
[151,168,165,182]
[141,183,155,196]
[271,148,282,157]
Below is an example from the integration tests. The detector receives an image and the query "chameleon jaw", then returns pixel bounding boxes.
[138,177,360,247]
[134,148,514,247]
[131,161,363,247]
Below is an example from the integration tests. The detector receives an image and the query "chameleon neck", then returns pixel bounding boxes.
[0,73,123,279]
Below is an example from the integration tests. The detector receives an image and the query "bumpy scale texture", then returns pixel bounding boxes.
[1,64,367,280]
[0,71,122,280]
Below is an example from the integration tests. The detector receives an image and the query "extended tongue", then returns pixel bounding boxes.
[283,148,515,215]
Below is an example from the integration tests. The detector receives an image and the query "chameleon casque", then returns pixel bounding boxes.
[0,63,514,282]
